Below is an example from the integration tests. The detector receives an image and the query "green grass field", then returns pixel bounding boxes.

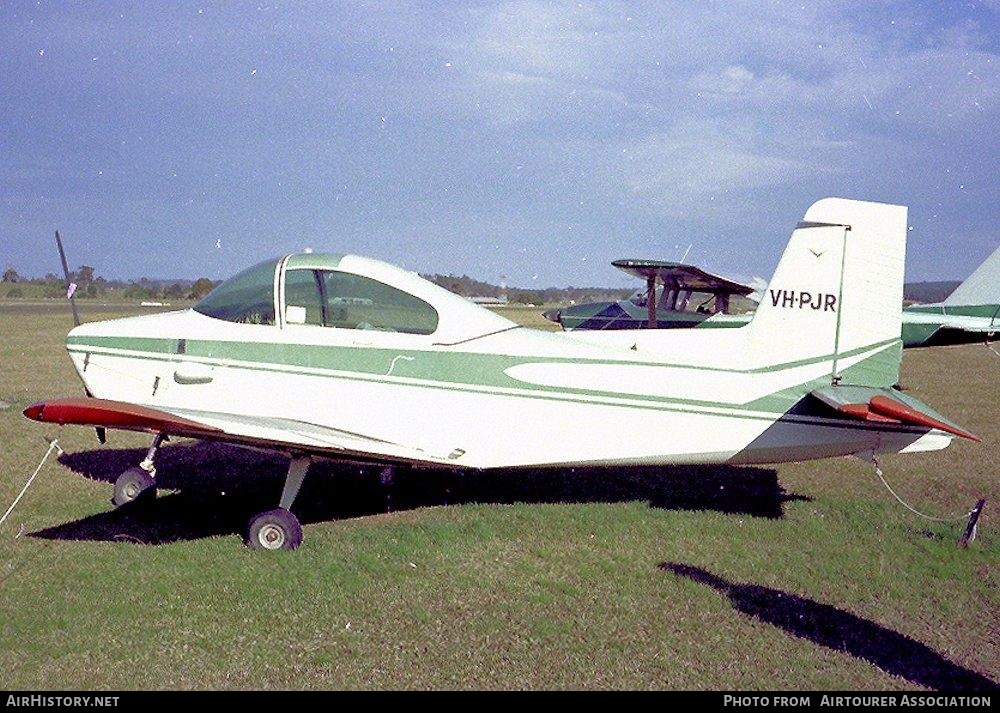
[0,302,996,690]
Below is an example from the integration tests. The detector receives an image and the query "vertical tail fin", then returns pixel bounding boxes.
[943,243,1000,306]
[746,198,907,387]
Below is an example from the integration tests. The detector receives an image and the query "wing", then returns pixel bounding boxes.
[902,311,999,347]
[23,397,457,466]
[611,259,754,295]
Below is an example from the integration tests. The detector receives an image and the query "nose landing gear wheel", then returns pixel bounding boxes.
[112,467,156,507]
[246,508,303,551]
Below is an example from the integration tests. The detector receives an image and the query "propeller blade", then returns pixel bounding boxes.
[55,230,80,328]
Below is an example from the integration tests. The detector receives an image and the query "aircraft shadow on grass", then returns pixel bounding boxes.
[659,563,1000,692]
[30,441,809,545]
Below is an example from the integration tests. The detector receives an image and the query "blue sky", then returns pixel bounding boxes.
[2,1,998,287]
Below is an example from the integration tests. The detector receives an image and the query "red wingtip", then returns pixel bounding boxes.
[21,396,222,436]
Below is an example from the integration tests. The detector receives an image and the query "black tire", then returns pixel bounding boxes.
[246,508,303,551]
[112,467,156,507]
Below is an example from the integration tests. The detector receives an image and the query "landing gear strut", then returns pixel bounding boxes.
[246,456,310,551]
[112,434,165,507]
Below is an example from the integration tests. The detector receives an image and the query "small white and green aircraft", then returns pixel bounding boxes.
[24,198,979,549]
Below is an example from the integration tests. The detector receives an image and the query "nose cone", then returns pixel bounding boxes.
[542,308,562,323]
[23,402,45,421]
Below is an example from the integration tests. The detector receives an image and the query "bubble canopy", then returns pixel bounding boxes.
[193,253,515,340]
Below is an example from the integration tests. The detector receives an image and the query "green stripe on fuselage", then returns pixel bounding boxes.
[68,332,900,415]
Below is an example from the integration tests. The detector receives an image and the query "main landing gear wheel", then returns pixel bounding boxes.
[112,467,156,507]
[246,508,303,551]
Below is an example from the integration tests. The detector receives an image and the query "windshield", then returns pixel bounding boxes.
[193,259,278,325]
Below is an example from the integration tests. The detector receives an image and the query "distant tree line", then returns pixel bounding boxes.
[1,262,958,307]
[421,273,632,306]
[421,273,962,307]
[1,264,218,301]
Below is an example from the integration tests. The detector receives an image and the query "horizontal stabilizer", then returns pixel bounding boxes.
[810,386,979,442]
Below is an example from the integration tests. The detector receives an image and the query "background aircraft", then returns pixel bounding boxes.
[546,245,999,349]
[24,199,978,550]
[900,244,1000,347]
[542,260,758,331]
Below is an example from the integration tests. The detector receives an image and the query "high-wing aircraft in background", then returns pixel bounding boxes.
[900,244,1000,347]
[545,245,998,350]
[24,199,979,550]
[542,260,758,331]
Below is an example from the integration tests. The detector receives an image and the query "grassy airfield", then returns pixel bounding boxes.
[0,301,996,690]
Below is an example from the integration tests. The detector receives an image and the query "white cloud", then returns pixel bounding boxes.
[463,69,630,125]
[616,122,818,217]
[468,0,634,79]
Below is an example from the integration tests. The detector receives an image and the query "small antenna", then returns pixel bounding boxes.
[680,244,693,263]
[55,230,80,327]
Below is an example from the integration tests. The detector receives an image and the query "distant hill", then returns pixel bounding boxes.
[903,281,960,304]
